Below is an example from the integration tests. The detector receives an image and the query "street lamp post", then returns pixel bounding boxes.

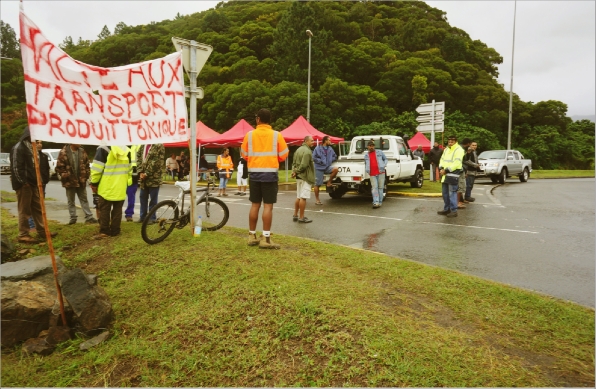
[507,1,517,150]
[306,29,313,122]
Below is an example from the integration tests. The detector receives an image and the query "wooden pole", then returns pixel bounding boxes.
[32,141,67,326]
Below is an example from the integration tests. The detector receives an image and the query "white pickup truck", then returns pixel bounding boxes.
[326,135,424,199]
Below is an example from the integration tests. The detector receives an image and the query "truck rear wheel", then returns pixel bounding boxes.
[490,176,499,183]
[410,168,424,188]
[328,184,347,199]
[519,168,529,182]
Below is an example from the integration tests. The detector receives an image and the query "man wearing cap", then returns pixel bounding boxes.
[364,140,388,209]
[438,135,465,217]
[291,136,315,223]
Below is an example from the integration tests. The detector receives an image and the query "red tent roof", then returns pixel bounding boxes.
[201,119,255,148]
[280,116,344,145]
[408,132,431,154]
[164,121,220,148]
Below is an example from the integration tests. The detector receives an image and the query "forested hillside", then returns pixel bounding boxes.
[1,1,594,168]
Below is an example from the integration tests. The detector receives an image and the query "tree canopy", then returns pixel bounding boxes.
[1,1,593,168]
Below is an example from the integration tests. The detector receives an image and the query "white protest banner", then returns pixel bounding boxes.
[20,11,188,146]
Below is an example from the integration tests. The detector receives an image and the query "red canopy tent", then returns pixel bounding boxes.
[201,119,254,148]
[408,132,431,153]
[164,121,220,148]
[280,116,344,145]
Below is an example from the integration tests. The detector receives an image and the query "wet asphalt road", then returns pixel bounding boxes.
[2,176,594,307]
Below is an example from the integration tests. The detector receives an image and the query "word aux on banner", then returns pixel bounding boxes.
[20,11,188,146]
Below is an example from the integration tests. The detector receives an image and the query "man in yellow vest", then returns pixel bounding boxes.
[241,108,289,249]
[90,145,132,239]
[124,145,141,222]
[438,135,465,217]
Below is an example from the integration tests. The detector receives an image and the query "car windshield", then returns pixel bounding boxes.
[478,151,506,159]
[204,155,217,163]
[0,158,8,164]
[49,151,60,159]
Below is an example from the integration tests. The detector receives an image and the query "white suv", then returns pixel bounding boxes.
[41,149,61,179]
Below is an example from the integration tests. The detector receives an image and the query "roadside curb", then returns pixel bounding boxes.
[389,192,442,197]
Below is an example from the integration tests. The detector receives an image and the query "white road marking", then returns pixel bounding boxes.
[224,202,538,234]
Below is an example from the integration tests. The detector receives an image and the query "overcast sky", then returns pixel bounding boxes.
[2,0,594,116]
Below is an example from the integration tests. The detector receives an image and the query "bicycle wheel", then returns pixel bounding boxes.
[141,200,179,244]
[196,196,229,231]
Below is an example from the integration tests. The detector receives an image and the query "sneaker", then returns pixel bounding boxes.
[38,232,58,240]
[247,233,260,246]
[240,192,246,196]
[437,210,451,215]
[259,235,280,249]
[68,219,77,225]
[372,203,380,209]
[85,217,98,224]
[465,197,476,202]
[446,212,458,218]
[222,193,229,197]
[18,235,40,244]
[93,233,110,240]
[458,202,467,209]
[298,217,312,223]
[126,217,133,222]
[293,215,298,222]
[234,192,241,195]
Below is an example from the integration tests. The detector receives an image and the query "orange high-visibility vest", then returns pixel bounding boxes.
[241,124,289,181]
[217,154,233,173]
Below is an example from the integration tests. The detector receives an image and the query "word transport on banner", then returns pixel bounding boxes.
[20,11,188,146]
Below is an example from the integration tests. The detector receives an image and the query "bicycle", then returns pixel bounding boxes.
[141,173,229,244]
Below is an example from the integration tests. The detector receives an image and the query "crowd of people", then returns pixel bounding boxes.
[9,111,480,249]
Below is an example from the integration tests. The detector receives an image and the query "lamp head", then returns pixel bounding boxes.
[306,29,313,37]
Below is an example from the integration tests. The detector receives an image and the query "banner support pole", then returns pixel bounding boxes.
[32,141,67,327]
[189,41,198,235]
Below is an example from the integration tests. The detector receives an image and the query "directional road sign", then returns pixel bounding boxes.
[416,114,444,123]
[416,122,444,133]
[416,101,445,114]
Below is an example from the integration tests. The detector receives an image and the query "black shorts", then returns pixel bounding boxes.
[249,180,278,204]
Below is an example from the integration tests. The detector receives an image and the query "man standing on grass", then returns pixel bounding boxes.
[136,143,165,224]
[241,108,289,249]
[10,127,58,243]
[312,135,338,205]
[292,136,315,223]
[429,141,443,182]
[90,145,131,239]
[55,144,97,225]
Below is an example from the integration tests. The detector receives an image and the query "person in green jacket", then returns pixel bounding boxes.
[291,136,315,223]
[90,145,132,239]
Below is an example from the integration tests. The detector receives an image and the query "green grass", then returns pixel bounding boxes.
[531,170,594,178]
[0,207,593,387]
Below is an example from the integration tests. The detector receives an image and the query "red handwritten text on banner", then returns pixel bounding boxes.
[20,11,188,146]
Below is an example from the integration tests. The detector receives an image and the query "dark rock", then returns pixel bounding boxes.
[1,234,15,260]
[1,279,56,347]
[79,330,110,351]
[59,269,113,333]
[46,326,72,345]
[22,337,54,356]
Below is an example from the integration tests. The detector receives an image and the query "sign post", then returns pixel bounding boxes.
[172,38,212,235]
[416,100,445,181]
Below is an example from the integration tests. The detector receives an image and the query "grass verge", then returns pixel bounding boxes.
[531,170,594,179]
[0,207,594,387]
